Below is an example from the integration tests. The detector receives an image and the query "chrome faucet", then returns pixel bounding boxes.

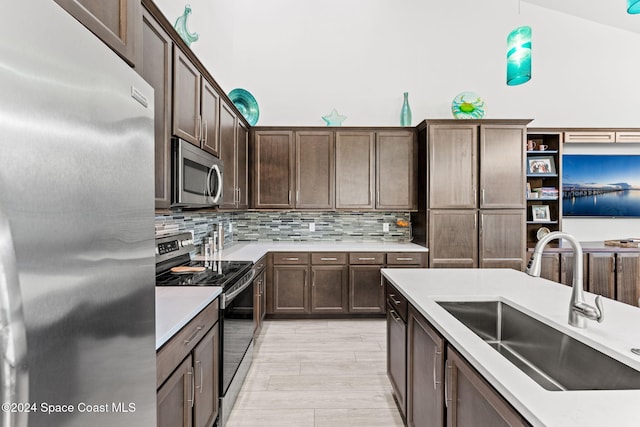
[526,231,604,328]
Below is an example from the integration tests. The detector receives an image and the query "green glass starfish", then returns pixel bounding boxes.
[322,109,347,126]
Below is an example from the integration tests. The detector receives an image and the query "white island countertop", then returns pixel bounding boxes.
[155,286,222,350]
[194,241,428,263]
[381,268,640,427]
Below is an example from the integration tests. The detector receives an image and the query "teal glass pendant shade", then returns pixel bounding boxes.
[506,26,532,86]
[400,92,412,126]
[628,0,640,14]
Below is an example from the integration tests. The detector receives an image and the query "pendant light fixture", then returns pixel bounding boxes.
[628,0,640,14]
[506,25,532,86]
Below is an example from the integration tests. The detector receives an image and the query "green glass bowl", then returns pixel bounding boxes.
[228,88,259,125]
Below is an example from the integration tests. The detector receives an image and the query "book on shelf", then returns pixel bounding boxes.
[531,187,558,198]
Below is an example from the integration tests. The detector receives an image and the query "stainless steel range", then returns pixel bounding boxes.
[155,232,255,427]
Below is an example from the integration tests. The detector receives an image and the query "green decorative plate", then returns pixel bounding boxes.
[229,88,259,125]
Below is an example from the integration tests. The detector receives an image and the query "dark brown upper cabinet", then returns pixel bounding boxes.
[376,131,417,210]
[54,0,141,66]
[252,131,296,209]
[219,101,249,210]
[140,6,172,209]
[172,48,219,157]
[335,132,376,210]
[296,131,335,210]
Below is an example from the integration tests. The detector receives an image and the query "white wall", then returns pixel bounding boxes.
[154,0,640,127]
[153,0,640,240]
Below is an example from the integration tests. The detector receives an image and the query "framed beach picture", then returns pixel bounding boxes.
[531,205,551,222]
[527,156,556,175]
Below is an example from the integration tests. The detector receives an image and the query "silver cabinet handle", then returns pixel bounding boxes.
[203,118,208,144]
[396,257,414,261]
[195,360,203,393]
[320,257,337,261]
[0,202,29,427]
[187,366,195,408]
[445,360,452,408]
[288,190,291,204]
[433,348,442,390]
[388,308,401,322]
[183,325,204,345]
[358,257,376,261]
[312,270,316,287]
[389,294,401,305]
[283,257,299,261]
[196,115,201,141]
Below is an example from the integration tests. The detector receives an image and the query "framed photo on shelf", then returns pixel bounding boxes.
[527,156,556,174]
[531,205,551,222]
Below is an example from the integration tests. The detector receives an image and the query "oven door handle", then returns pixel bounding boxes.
[221,269,256,309]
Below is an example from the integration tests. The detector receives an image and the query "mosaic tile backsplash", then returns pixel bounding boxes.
[155,211,412,246]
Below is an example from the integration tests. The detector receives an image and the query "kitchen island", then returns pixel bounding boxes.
[381,268,640,427]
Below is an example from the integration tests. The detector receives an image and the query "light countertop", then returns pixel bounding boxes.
[193,241,428,263]
[155,286,222,350]
[380,268,640,427]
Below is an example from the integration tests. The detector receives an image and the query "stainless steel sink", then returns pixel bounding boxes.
[438,301,640,391]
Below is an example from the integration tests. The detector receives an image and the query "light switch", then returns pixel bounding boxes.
[383,223,389,232]
[309,222,316,232]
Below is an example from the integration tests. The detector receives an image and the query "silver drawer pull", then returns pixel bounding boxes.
[320,257,337,261]
[389,294,402,305]
[396,257,414,261]
[183,325,204,345]
[358,257,376,261]
[283,257,299,261]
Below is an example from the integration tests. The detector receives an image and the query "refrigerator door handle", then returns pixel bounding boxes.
[0,203,29,427]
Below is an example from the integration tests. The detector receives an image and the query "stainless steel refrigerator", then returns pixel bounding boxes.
[0,1,156,426]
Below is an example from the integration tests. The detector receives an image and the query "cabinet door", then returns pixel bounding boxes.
[200,80,220,157]
[173,48,201,145]
[377,131,416,210]
[235,122,249,209]
[429,125,477,209]
[54,0,140,66]
[564,131,615,143]
[616,253,640,306]
[479,210,525,270]
[219,102,238,209]
[335,132,375,209]
[560,253,588,287]
[311,266,348,313]
[429,210,477,268]
[387,299,407,418]
[253,131,295,209]
[272,265,309,313]
[296,131,334,209]
[407,306,444,427]
[587,253,615,299]
[193,325,219,427]
[349,265,384,313]
[479,125,526,208]
[157,355,193,427]
[539,253,561,283]
[446,348,528,427]
[140,8,172,209]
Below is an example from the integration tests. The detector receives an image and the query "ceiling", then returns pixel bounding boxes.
[524,0,640,35]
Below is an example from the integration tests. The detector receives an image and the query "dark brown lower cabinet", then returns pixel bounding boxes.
[311,265,348,313]
[386,285,408,419]
[588,252,640,306]
[157,301,219,427]
[407,306,444,427]
[157,355,192,427]
[349,265,385,313]
[271,265,309,314]
[446,347,529,427]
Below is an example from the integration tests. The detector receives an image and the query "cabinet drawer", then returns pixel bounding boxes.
[349,252,385,264]
[564,131,615,143]
[273,252,309,265]
[387,285,408,322]
[156,298,219,388]
[254,255,267,273]
[311,252,347,265]
[387,252,425,266]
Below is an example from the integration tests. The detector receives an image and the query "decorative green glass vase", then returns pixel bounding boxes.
[174,5,199,46]
[400,92,412,126]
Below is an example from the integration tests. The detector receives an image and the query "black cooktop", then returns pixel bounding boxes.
[155,260,252,288]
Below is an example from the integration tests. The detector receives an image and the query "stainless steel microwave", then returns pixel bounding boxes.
[172,138,223,208]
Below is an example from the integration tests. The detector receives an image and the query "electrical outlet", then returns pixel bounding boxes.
[383,223,389,232]
[309,222,316,232]
[228,223,233,233]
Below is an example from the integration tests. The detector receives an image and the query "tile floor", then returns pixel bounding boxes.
[225,319,405,427]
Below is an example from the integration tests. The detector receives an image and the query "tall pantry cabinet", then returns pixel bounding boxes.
[412,120,531,270]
